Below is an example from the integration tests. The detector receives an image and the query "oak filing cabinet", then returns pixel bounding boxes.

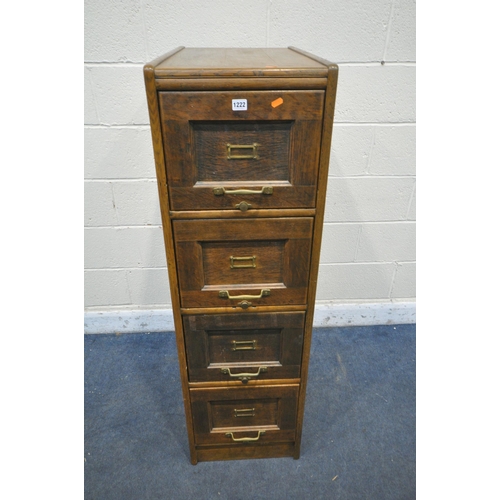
[143,47,338,464]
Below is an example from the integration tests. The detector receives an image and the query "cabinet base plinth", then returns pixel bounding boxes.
[194,442,296,463]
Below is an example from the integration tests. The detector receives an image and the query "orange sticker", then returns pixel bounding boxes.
[271,97,284,108]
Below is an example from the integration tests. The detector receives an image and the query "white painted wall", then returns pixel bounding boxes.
[84,0,416,316]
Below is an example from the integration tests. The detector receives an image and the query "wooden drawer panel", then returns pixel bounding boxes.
[159,90,324,211]
[173,218,313,308]
[190,384,298,446]
[193,121,292,183]
[184,312,305,382]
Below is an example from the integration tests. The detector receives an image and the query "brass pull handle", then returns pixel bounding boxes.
[230,256,256,269]
[219,289,270,300]
[227,143,259,160]
[234,408,255,418]
[232,340,256,351]
[220,366,268,383]
[213,186,273,196]
[225,431,265,442]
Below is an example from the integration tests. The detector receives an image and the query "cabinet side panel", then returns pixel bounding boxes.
[293,64,339,459]
[144,64,198,464]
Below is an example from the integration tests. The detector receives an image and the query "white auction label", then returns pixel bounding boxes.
[232,99,247,111]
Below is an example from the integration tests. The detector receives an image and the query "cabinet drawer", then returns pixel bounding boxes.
[190,384,298,446]
[159,90,324,211]
[184,312,305,382]
[173,218,313,308]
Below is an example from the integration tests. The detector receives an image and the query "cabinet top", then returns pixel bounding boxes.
[146,47,335,79]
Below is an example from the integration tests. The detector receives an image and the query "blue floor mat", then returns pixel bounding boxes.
[85,324,416,500]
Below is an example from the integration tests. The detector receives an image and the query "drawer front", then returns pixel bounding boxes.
[159,90,324,211]
[173,218,313,308]
[184,312,305,382]
[190,385,298,445]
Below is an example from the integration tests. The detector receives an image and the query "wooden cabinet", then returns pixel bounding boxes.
[143,47,338,464]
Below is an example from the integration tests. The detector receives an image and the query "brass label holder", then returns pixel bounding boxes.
[227,142,259,160]
[233,408,255,418]
[231,340,256,351]
[230,255,256,269]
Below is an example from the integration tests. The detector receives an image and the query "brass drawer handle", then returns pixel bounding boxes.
[225,430,265,442]
[213,186,273,196]
[234,408,255,418]
[219,289,270,300]
[227,142,259,160]
[220,366,268,383]
[232,340,256,351]
[230,256,256,269]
